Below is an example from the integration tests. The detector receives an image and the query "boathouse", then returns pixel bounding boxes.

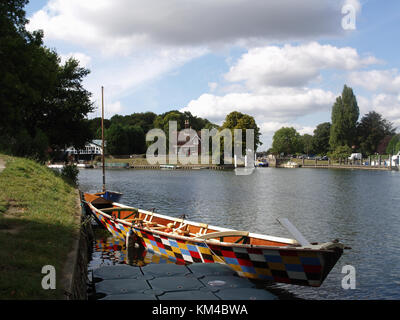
[65,140,104,161]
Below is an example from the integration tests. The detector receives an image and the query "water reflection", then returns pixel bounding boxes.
[88,236,185,273]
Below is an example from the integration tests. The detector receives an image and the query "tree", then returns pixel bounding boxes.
[0,1,94,160]
[357,111,395,155]
[328,145,352,160]
[330,85,359,150]
[221,111,262,151]
[272,127,303,156]
[301,134,314,155]
[377,136,393,155]
[386,134,400,155]
[312,122,331,155]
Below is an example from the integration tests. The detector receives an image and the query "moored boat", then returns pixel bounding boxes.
[283,161,300,168]
[83,192,345,287]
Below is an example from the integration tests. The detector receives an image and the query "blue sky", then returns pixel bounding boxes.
[24,0,400,149]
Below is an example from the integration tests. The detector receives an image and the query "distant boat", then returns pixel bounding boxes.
[283,161,300,168]
[160,164,181,170]
[77,163,94,169]
[83,192,346,287]
[256,161,268,167]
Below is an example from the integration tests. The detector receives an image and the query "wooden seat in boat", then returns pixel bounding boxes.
[195,230,249,240]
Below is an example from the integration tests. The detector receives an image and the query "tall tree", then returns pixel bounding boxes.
[0,0,94,160]
[312,122,331,155]
[357,111,395,155]
[330,85,359,150]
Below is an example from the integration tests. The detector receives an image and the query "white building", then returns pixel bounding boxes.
[66,140,104,156]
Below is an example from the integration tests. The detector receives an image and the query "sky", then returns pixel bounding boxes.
[24,0,400,150]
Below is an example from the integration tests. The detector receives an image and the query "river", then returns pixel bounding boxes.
[78,167,400,300]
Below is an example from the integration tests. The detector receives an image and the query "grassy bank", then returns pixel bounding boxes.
[0,154,80,299]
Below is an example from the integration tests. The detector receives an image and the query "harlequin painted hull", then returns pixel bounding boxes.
[84,193,344,287]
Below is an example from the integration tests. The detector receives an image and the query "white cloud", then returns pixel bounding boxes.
[60,52,92,67]
[182,88,335,123]
[181,41,381,148]
[357,94,400,129]
[348,69,400,94]
[27,0,356,54]
[181,88,336,148]
[225,42,378,90]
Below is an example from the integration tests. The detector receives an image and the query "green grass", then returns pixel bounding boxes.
[0,154,80,300]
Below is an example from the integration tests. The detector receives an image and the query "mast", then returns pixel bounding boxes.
[101,86,106,193]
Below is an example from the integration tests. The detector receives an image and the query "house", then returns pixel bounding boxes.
[171,120,202,157]
[65,140,104,160]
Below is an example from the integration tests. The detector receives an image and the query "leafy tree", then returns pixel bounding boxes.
[301,134,314,155]
[105,124,130,155]
[221,111,262,151]
[356,111,395,155]
[330,85,359,150]
[272,127,303,156]
[328,145,352,160]
[386,134,400,155]
[312,122,331,155]
[0,0,94,160]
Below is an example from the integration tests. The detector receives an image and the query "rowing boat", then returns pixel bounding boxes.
[83,192,345,287]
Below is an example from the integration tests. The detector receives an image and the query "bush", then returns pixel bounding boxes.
[61,164,79,186]
[328,145,352,160]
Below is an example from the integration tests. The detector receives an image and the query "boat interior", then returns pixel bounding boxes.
[84,193,298,247]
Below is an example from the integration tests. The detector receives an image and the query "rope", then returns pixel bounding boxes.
[198,239,225,264]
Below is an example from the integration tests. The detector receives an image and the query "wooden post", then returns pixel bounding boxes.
[101,86,106,193]
[389,154,392,170]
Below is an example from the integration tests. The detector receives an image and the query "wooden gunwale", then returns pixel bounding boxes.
[86,199,339,253]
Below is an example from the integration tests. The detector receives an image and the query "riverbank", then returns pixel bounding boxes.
[0,154,83,299]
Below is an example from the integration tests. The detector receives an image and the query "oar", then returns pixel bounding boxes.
[277,218,311,247]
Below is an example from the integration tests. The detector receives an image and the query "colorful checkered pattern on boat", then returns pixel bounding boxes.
[89,205,340,287]
[133,227,334,287]
[91,208,129,240]
[134,227,217,265]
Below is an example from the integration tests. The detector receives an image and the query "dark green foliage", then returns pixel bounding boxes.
[301,134,314,155]
[222,111,262,150]
[386,134,400,155]
[357,111,395,156]
[328,145,353,160]
[0,0,93,159]
[105,124,145,155]
[60,164,79,186]
[312,122,331,155]
[87,110,218,156]
[272,127,303,156]
[330,85,359,149]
